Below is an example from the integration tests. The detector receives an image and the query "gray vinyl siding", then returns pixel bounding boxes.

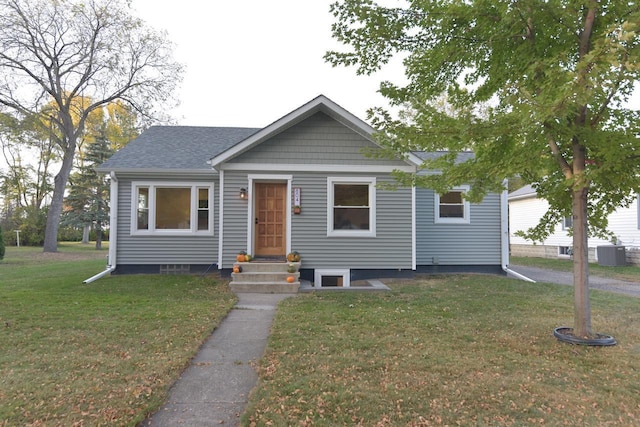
[416,188,501,265]
[114,176,218,265]
[220,171,413,269]
[290,173,412,269]
[228,112,408,167]
[221,171,253,267]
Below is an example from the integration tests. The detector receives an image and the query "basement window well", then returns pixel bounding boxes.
[314,269,350,288]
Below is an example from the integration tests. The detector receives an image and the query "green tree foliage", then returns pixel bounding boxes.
[62,128,118,250]
[326,0,640,338]
[0,0,183,253]
[61,101,138,249]
[0,112,58,211]
[1,111,58,245]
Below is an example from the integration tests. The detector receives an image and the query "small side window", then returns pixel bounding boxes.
[435,187,470,224]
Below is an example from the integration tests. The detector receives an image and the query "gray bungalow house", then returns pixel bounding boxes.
[94,95,508,289]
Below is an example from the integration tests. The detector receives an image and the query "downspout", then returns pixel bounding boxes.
[500,181,536,282]
[411,185,416,271]
[83,171,118,283]
[217,170,224,269]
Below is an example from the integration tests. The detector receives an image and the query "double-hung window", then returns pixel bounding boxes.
[435,186,470,224]
[327,177,376,237]
[131,182,213,235]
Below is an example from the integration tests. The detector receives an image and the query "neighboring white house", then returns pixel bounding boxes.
[509,184,640,265]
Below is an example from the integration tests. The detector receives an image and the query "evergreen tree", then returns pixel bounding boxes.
[62,129,114,249]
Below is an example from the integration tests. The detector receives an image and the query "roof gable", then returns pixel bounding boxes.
[209,94,419,169]
[226,111,411,168]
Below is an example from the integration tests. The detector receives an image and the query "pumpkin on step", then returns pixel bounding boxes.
[286,275,295,283]
[286,251,300,262]
[233,265,242,273]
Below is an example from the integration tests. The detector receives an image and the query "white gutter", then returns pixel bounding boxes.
[84,171,118,284]
[500,181,536,283]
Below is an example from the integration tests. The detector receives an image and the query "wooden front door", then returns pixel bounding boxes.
[254,182,287,257]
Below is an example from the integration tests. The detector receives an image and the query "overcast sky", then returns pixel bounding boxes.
[131,0,403,128]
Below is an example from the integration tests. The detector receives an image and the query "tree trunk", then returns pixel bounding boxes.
[82,224,90,244]
[572,186,592,338]
[43,142,76,253]
[95,220,102,250]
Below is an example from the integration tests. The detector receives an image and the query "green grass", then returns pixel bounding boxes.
[244,276,640,426]
[0,244,236,426]
[511,256,640,282]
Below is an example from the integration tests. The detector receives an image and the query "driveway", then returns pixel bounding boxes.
[508,265,640,298]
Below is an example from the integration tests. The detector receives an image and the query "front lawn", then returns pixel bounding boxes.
[0,244,236,426]
[245,275,640,425]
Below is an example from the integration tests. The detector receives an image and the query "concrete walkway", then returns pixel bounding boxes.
[508,264,640,297]
[140,293,296,427]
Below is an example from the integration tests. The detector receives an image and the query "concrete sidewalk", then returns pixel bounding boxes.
[141,293,296,427]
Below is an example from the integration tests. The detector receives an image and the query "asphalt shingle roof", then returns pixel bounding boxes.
[99,124,477,173]
[98,126,260,171]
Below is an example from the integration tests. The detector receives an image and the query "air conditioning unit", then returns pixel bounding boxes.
[596,246,626,266]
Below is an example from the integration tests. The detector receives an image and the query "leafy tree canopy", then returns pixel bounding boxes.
[0,0,183,252]
[326,0,640,241]
[326,0,640,338]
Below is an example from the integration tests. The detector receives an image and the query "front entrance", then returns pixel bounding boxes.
[254,182,287,257]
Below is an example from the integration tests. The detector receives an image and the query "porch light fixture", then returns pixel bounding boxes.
[239,188,248,199]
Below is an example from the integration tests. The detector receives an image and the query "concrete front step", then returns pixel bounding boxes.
[234,261,300,273]
[230,282,299,293]
[230,262,300,293]
[231,272,299,282]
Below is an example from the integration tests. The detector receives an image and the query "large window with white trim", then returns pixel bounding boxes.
[434,186,470,224]
[327,177,376,237]
[131,182,213,235]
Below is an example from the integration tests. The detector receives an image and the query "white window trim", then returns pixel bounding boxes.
[558,246,573,258]
[314,269,351,288]
[562,216,573,230]
[130,181,214,236]
[434,186,470,224]
[327,176,376,237]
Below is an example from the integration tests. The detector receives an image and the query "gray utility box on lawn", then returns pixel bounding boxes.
[597,245,627,266]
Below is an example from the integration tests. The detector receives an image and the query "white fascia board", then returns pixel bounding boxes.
[406,152,425,167]
[95,168,218,177]
[220,163,416,173]
[508,192,537,201]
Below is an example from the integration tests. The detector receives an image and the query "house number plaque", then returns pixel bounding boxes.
[293,187,301,214]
